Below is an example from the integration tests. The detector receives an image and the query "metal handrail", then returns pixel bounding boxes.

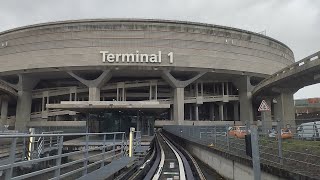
[0,131,133,179]
[0,132,125,138]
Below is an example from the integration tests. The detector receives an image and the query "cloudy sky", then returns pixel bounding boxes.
[0,0,319,99]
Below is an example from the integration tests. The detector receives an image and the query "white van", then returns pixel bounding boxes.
[297,121,320,140]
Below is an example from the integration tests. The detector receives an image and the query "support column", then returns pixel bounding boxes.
[219,103,224,120]
[195,104,199,121]
[89,87,100,101]
[170,105,173,120]
[234,76,254,123]
[136,111,140,131]
[189,105,193,120]
[274,92,295,128]
[0,96,8,128]
[224,104,228,120]
[222,82,225,95]
[226,82,229,95]
[41,91,49,118]
[68,70,112,101]
[173,87,184,125]
[209,103,215,121]
[16,91,33,131]
[233,102,239,121]
[161,70,205,125]
[12,75,39,132]
[200,82,204,97]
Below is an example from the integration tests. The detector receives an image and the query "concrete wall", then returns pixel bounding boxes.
[155,120,243,127]
[185,143,283,180]
[0,19,294,76]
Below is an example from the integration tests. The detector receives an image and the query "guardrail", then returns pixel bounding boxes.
[0,131,141,180]
[158,95,239,104]
[164,124,320,179]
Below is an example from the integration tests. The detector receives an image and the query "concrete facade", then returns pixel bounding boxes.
[0,19,296,131]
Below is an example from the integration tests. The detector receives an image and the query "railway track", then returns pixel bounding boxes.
[129,131,206,180]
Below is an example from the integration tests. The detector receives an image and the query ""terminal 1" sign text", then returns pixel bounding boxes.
[100,51,173,64]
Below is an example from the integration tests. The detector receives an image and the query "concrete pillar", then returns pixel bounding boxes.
[173,87,184,125]
[195,104,199,121]
[0,96,8,127]
[234,76,254,123]
[239,91,253,123]
[136,111,140,131]
[201,82,204,97]
[209,103,215,121]
[195,83,199,97]
[274,92,295,128]
[226,82,229,95]
[189,104,193,120]
[224,104,228,120]
[170,105,173,120]
[89,87,100,101]
[67,70,112,101]
[161,70,205,125]
[233,102,239,121]
[155,84,158,100]
[219,103,224,120]
[222,82,225,95]
[15,91,33,131]
[13,75,39,132]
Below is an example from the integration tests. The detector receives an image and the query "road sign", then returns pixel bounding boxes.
[258,100,270,111]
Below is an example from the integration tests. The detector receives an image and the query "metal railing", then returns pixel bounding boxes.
[0,131,138,180]
[164,123,320,179]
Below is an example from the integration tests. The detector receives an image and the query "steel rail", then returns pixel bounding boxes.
[162,132,205,180]
[159,133,186,180]
[143,135,161,180]
[151,134,165,180]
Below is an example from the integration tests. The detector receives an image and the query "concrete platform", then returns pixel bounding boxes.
[46,101,170,112]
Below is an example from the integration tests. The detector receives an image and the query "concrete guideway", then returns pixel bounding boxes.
[0,81,17,97]
[144,132,206,180]
[253,51,320,96]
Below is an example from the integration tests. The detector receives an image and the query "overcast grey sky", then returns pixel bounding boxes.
[0,0,319,99]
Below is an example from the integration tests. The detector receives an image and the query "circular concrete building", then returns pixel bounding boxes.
[0,19,294,134]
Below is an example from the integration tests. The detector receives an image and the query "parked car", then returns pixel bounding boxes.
[297,121,320,140]
[268,128,293,139]
[228,126,249,138]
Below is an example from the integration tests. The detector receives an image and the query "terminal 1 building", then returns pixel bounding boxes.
[0,19,296,134]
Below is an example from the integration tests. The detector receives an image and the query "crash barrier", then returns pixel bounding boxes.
[0,130,141,180]
[164,124,320,179]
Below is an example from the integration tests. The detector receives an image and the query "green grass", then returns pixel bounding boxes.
[259,137,320,155]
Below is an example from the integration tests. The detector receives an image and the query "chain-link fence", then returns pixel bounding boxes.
[163,123,320,179]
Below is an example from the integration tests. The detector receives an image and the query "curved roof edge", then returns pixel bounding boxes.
[0,18,293,54]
